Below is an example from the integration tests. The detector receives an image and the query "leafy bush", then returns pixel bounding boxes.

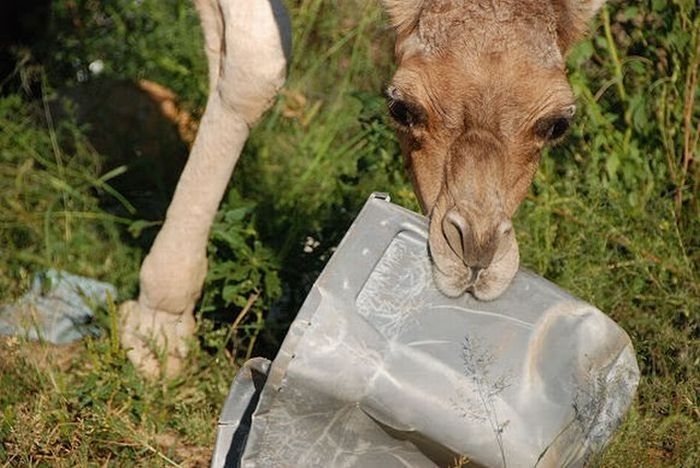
[47,0,207,109]
[198,189,282,360]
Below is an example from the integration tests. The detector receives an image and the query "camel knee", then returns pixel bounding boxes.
[216,0,291,125]
[138,248,208,315]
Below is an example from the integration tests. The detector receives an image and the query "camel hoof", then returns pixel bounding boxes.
[118,300,196,379]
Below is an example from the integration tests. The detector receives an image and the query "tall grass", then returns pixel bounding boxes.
[0,0,697,465]
[0,88,141,298]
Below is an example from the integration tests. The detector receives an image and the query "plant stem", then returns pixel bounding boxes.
[602,7,629,124]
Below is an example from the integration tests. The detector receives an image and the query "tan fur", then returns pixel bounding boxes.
[383,0,605,298]
[382,0,425,32]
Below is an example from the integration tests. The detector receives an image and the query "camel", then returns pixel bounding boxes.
[119,0,606,378]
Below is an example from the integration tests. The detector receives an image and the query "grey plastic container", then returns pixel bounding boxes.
[212,193,639,468]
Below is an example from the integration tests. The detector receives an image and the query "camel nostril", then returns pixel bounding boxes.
[446,210,469,234]
[442,211,469,260]
[440,210,506,269]
[442,213,464,259]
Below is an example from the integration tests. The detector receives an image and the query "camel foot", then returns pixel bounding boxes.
[118,300,196,379]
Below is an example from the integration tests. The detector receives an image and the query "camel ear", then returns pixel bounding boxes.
[381,0,424,33]
[552,0,606,53]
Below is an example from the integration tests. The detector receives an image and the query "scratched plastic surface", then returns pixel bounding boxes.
[212,194,639,468]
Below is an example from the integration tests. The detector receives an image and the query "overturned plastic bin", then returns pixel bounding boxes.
[212,193,639,468]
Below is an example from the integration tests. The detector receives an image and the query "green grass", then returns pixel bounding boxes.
[1,0,698,465]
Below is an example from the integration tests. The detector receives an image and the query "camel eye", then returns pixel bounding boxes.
[548,117,571,140]
[535,116,572,142]
[388,99,413,126]
[387,98,426,128]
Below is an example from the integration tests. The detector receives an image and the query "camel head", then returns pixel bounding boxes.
[382,0,605,300]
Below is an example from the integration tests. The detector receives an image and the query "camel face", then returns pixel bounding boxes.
[383,0,601,299]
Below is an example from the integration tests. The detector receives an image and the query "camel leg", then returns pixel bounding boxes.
[195,0,223,93]
[119,0,290,379]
